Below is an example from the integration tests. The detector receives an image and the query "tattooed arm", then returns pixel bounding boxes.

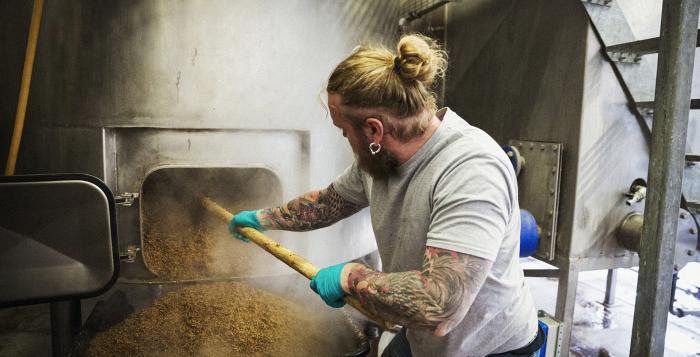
[256,184,364,231]
[341,246,492,336]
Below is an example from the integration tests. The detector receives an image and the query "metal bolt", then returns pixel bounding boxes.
[688,250,695,256]
[529,144,534,151]
[680,211,688,219]
[551,168,556,175]
[546,232,552,237]
[690,228,697,235]
[552,146,558,152]
[540,144,545,151]
[549,189,555,195]
[548,210,553,216]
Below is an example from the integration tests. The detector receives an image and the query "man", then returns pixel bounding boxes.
[230,34,540,356]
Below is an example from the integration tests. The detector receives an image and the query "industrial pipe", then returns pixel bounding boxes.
[5,0,44,176]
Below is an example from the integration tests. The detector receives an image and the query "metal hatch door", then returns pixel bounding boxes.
[0,174,119,307]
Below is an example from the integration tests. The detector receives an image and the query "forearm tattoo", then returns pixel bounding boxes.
[257,184,363,231]
[347,247,492,335]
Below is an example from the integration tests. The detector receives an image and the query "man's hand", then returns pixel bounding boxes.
[228,210,264,242]
[310,262,349,308]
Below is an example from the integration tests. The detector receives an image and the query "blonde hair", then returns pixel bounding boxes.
[327,34,447,141]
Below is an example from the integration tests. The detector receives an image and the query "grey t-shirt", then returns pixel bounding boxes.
[333,108,538,356]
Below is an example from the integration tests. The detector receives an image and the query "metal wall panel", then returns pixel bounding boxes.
[1,0,401,267]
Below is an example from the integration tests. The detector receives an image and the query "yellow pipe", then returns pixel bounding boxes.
[5,0,44,176]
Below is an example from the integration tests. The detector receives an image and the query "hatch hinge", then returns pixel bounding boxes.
[115,192,139,206]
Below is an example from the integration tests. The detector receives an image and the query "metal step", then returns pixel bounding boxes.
[607,29,700,63]
[636,99,700,113]
[687,154,700,162]
[687,200,700,210]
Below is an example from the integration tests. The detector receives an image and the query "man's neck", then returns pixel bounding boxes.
[387,115,442,164]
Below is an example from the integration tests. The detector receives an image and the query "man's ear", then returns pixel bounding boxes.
[364,117,384,143]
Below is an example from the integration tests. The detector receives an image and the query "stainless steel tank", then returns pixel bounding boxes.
[1,1,399,355]
[13,0,403,272]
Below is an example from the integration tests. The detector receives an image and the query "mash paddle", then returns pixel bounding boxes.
[200,197,390,328]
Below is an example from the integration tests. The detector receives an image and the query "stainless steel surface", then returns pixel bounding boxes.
[0,177,117,306]
[508,140,562,262]
[675,209,699,268]
[105,127,376,269]
[0,0,399,269]
[630,0,700,355]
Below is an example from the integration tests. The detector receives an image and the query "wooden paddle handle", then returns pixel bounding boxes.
[201,197,389,327]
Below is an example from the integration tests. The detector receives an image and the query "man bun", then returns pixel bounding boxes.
[327,33,448,141]
[395,34,447,86]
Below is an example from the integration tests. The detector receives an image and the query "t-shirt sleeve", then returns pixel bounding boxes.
[426,154,515,261]
[331,161,370,207]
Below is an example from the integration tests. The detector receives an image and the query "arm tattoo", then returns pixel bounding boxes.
[346,247,492,336]
[257,184,363,231]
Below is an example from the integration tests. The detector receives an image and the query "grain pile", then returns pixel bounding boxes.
[86,282,294,356]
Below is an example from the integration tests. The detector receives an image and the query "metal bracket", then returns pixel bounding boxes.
[119,245,140,263]
[115,192,139,206]
[509,140,563,261]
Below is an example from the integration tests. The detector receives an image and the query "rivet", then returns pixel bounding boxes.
[688,250,696,256]
[553,146,558,152]
[547,232,552,237]
[540,144,545,151]
[690,228,697,235]
[680,211,688,219]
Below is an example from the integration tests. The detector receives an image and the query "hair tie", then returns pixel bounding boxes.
[393,56,402,73]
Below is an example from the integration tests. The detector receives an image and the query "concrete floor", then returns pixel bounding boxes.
[1,262,699,357]
[525,260,700,357]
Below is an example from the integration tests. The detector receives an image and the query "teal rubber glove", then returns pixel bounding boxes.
[310,262,348,308]
[228,210,264,242]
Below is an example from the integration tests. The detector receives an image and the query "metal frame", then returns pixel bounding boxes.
[629,0,700,355]
[607,29,700,63]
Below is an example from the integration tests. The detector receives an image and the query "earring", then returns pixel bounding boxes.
[369,142,381,155]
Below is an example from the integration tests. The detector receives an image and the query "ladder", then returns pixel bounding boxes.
[584,1,700,356]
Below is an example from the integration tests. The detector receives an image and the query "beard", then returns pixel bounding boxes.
[354,131,399,180]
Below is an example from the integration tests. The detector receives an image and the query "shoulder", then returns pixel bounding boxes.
[432,110,514,184]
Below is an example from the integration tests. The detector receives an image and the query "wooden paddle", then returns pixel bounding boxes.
[201,197,390,328]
